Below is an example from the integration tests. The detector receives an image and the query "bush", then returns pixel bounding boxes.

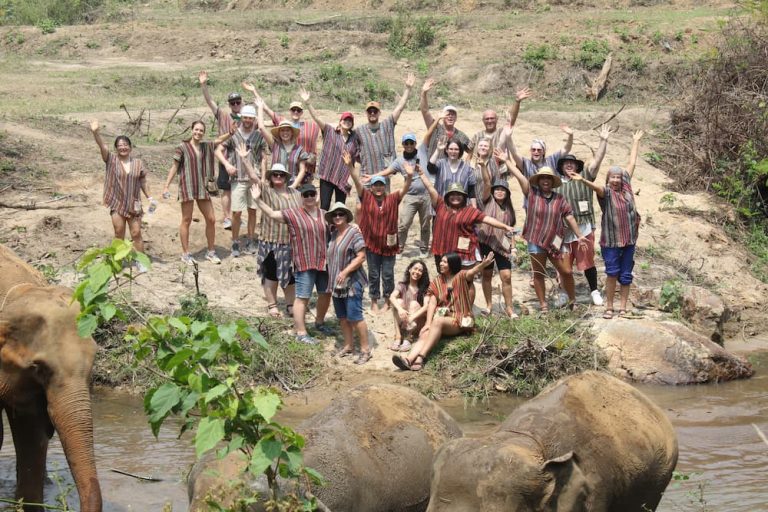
[387,13,436,57]
[522,43,555,70]
[0,0,105,25]
[316,63,395,104]
[577,39,610,70]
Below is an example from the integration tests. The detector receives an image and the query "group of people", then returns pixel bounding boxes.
[90,72,645,369]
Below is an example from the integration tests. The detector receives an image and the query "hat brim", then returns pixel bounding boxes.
[556,158,585,174]
[270,125,300,139]
[530,174,562,189]
[443,189,468,201]
[325,208,353,224]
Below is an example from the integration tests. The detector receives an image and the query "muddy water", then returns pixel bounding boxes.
[1,352,766,511]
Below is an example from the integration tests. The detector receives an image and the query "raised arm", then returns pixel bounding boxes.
[506,87,532,128]
[479,158,492,204]
[198,70,218,115]
[559,124,574,155]
[299,88,326,132]
[497,146,529,196]
[466,252,496,281]
[345,150,364,198]
[419,78,436,128]
[481,214,515,234]
[391,72,415,123]
[423,111,446,148]
[569,171,605,198]
[586,124,611,181]
[502,125,524,171]
[413,162,439,206]
[242,81,276,123]
[397,160,414,198]
[250,181,286,222]
[429,135,447,165]
[89,120,109,163]
[255,97,274,146]
[213,125,235,146]
[292,161,307,189]
[626,130,644,178]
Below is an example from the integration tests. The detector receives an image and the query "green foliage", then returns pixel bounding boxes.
[712,140,768,219]
[644,151,663,164]
[0,0,104,26]
[659,192,677,210]
[745,221,768,282]
[37,18,57,33]
[315,63,394,104]
[577,39,610,70]
[387,13,436,57]
[628,53,647,73]
[522,43,555,70]
[514,239,530,270]
[659,279,684,312]
[279,34,289,49]
[73,241,324,508]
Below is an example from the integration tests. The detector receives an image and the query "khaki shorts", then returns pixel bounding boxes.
[231,181,256,212]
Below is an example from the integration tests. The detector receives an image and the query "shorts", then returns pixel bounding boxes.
[257,243,296,288]
[527,242,569,256]
[295,269,329,299]
[567,231,596,271]
[479,243,512,271]
[231,181,256,212]
[601,244,635,285]
[332,282,365,322]
[217,164,232,191]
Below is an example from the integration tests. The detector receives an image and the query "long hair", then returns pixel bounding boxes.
[400,260,430,305]
[443,253,462,275]
[186,120,206,141]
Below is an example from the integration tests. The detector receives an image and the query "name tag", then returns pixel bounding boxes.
[133,200,142,213]
[501,236,511,253]
[457,236,471,251]
[386,233,397,247]
[578,200,589,213]
[552,235,563,250]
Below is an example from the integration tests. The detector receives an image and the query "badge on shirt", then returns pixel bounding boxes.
[552,235,563,250]
[386,233,397,247]
[501,236,511,253]
[578,200,589,213]
[133,200,142,214]
[457,236,470,251]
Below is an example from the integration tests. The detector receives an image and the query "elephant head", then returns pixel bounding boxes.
[427,433,590,512]
[0,285,102,512]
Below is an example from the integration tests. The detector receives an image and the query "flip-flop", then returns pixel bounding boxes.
[603,309,614,319]
[333,347,354,358]
[410,354,426,372]
[392,355,411,371]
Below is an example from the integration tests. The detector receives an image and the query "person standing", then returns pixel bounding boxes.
[505,124,574,181]
[469,87,532,154]
[427,129,477,206]
[89,120,152,271]
[299,87,360,210]
[356,72,415,186]
[345,151,413,314]
[199,70,241,230]
[162,121,231,265]
[215,105,267,258]
[255,98,311,187]
[419,78,472,159]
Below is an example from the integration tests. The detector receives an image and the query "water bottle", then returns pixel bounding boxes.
[162,191,171,200]
[147,198,158,214]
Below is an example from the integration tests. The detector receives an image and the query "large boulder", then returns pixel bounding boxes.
[594,319,753,385]
[680,285,731,344]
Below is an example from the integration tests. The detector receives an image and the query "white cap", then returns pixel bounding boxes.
[240,105,257,118]
[443,105,458,113]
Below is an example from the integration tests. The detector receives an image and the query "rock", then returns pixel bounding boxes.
[629,285,658,309]
[680,285,730,344]
[594,319,753,385]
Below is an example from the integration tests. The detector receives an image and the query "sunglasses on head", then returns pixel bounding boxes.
[302,191,316,198]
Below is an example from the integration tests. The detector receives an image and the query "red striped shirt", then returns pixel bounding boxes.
[282,207,328,272]
[357,190,402,256]
[318,125,360,192]
[522,187,572,254]
[103,152,147,217]
[431,200,485,260]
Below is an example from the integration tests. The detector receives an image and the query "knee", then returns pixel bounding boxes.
[618,273,634,286]
[559,268,573,279]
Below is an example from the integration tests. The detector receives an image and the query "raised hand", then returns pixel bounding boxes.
[515,87,532,102]
[254,96,264,108]
[493,147,506,161]
[242,81,256,93]
[405,72,416,88]
[299,87,310,103]
[342,150,353,167]
[89,119,99,132]
[599,123,612,140]
[633,129,645,141]
[560,124,573,136]
[198,70,208,85]
[501,125,513,140]
[236,144,251,159]
[250,182,262,201]
[482,252,496,267]
[422,78,436,93]
[437,136,448,152]
[404,162,415,178]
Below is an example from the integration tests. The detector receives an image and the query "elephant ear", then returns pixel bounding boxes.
[540,452,590,512]
[0,315,49,376]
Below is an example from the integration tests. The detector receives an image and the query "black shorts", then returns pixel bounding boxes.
[479,242,512,271]
[217,164,232,191]
[262,250,296,285]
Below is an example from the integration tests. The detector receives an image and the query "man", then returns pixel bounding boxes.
[381,133,431,256]
[419,78,472,161]
[199,70,240,230]
[215,105,267,258]
[469,87,532,154]
[356,73,415,188]
[346,151,414,314]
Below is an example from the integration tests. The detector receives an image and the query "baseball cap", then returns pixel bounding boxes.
[298,183,317,195]
[443,105,458,114]
[340,112,354,122]
[370,176,387,186]
[240,105,256,118]
[228,92,242,102]
[401,133,417,143]
[289,101,303,110]
[365,101,382,111]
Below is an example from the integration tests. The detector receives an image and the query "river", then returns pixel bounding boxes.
[1,352,766,511]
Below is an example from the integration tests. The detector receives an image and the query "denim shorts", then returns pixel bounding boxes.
[294,269,329,299]
[527,242,569,255]
[333,288,365,322]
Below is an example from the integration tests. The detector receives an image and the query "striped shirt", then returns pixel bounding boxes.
[426,124,472,159]
[432,200,485,260]
[427,270,473,322]
[103,152,147,218]
[317,125,360,192]
[521,151,564,209]
[522,187,573,255]
[356,115,396,176]
[282,206,328,272]
[428,159,477,199]
[560,176,596,227]
[270,113,321,158]
[173,141,217,201]
[327,224,367,295]
[471,127,504,154]
[260,186,301,243]
[222,129,267,182]
[598,171,640,248]
[215,107,239,164]
[474,158,507,203]
[358,190,402,256]
[270,142,311,183]
[477,197,516,255]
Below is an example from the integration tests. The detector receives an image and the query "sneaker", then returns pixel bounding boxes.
[420,247,429,258]
[181,253,196,265]
[555,292,569,308]
[223,217,232,230]
[245,239,257,255]
[206,250,221,264]
[591,289,604,306]
[314,323,334,335]
[296,333,319,345]
[231,242,240,258]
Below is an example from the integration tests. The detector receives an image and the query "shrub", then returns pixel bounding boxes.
[577,39,610,70]
[660,279,684,312]
[522,43,555,70]
[0,0,104,25]
[387,13,436,57]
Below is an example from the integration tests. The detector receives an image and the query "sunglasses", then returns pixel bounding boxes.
[531,148,544,152]
[402,141,416,145]
[302,191,317,198]
[271,173,287,178]
[229,100,242,106]
[290,107,303,113]
[332,212,347,218]
[366,109,380,114]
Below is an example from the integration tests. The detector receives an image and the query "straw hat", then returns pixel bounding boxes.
[325,202,353,224]
[529,167,562,188]
[270,120,300,140]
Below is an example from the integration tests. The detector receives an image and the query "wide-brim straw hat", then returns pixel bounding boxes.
[271,120,300,140]
[529,167,562,188]
[556,154,585,175]
[325,201,353,224]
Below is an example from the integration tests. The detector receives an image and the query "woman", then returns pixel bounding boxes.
[162,120,231,265]
[255,98,311,187]
[570,130,644,319]
[473,137,506,202]
[392,252,495,371]
[299,87,360,210]
[325,202,370,365]
[504,158,589,313]
[89,120,151,270]
[389,260,430,352]
[478,154,517,318]
[426,116,477,204]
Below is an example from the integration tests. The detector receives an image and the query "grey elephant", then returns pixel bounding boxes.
[189,383,463,511]
[427,371,678,512]
[0,244,102,512]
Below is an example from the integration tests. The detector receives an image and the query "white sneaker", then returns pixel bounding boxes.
[181,253,196,265]
[555,292,569,308]
[206,251,221,264]
[223,218,232,230]
[591,289,604,306]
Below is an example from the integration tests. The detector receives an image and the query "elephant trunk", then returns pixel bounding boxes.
[47,383,102,512]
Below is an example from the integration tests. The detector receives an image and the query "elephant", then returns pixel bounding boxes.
[427,371,678,512]
[189,383,463,512]
[0,244,102,512]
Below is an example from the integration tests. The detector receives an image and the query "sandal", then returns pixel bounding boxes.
[618,309,627,318]
[392,354,412,371]
[603,309,614,319]
[286,304,294,317]
[539,305,549,315]
[354,351,372,365]
[398,340,412,352]
[409,354,426,372]
[389,340,403,351]
[333,347,354,358]
[267,303,282,318]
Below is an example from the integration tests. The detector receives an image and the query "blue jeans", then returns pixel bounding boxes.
[366,252,395,300]
[602,245,635,285]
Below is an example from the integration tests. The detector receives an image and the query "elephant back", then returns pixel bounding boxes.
[0,244,46,305]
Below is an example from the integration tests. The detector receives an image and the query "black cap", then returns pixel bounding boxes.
[298,183,317,194]
[227,92,242,102]
[556,154,584,175]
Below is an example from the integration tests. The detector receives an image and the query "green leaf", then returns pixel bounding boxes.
[77,314,98,338]
[134,252,151,269]
[218,323,238,344]
[249,437,282,475]
[169,317,189,334]
[303,467,326,486]
[190,320,209,338]
[114,239,132,260]
[204,383,229,404]
[88,262,113,291]
[246,326,269,349]
[148,383,182,425]
[252,389,281,422]
[165,348,195,371]
[195,417,225,457]
[284,446,303,473]
[77,247,102,270]
[99,303,117,322]
[180,390,200,416]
